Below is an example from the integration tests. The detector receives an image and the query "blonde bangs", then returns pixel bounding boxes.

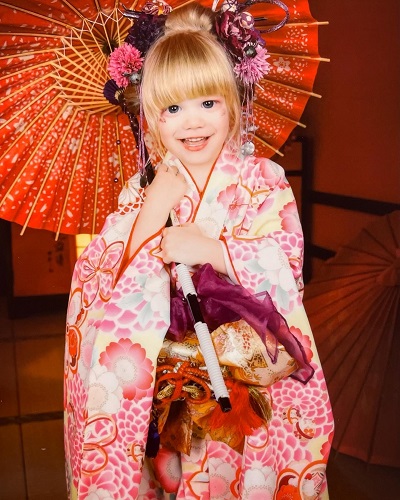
[146,37,233,106]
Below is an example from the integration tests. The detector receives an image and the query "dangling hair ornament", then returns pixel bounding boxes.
[212,0,289,156]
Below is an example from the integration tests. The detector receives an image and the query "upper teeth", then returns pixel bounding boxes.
[185,138,204,143]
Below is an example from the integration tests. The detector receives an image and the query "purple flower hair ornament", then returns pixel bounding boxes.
[213,0,289,84]
[214,0,271,84]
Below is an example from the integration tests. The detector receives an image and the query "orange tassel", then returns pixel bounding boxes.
[208,380,264,436]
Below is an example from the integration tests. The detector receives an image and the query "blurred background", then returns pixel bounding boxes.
[0,0,399,498]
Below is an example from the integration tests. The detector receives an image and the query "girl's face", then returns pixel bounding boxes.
[158,95,230,172]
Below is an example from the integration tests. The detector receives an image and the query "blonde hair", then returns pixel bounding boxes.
[141,3,241,155]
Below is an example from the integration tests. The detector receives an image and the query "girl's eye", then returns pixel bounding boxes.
[202,100,215,109]
[167,105,180,114]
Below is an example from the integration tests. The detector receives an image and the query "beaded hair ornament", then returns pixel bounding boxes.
[103,0,289,178]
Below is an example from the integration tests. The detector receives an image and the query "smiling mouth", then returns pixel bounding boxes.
[180,137,211,151]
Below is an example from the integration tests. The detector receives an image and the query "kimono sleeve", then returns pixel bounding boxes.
[220,157,304,314]
[72,172,150,291]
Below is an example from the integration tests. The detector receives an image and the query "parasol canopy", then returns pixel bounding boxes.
[0,0,326,235]
[303,211,400,468]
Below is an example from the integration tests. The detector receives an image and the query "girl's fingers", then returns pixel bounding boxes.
[162,163,184,178]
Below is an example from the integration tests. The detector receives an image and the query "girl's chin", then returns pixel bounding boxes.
[168,139,224,170]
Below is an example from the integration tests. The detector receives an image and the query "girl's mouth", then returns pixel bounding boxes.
[181,137,209,150]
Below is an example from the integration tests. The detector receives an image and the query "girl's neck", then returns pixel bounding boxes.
[180,146,223,192]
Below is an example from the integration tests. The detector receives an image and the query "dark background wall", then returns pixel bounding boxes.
[301,0,400,273]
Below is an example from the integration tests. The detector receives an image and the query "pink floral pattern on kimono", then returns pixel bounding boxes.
[64,146,334,499]
[76,238,124,307]
[99,339,154,400]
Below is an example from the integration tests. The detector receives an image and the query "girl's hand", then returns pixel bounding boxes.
[144,163,187,214]
[160,223,227,274]
[122,164,187,269]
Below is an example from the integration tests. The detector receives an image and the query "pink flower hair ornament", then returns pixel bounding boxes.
[107,43,144,88]
[234,45,271,85]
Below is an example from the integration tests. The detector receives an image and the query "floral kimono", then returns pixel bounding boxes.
[64,146,334,499]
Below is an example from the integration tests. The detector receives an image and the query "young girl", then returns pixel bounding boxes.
[64,3,334,499]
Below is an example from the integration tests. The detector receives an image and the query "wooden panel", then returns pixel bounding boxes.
[11,224,75,297]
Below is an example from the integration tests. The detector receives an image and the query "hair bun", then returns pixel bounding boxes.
[164,4,214,34]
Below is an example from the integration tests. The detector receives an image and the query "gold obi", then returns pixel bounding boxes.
[153,320,297,454]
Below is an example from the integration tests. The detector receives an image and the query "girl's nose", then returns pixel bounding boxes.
[183,113,204,129]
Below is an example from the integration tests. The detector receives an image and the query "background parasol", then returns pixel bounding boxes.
[0,0,326,236]
[303,211,400,468]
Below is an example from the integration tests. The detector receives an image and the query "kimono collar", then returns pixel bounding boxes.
[164,146,245,240]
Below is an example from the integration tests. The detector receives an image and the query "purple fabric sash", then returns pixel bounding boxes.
[168,264,314,383]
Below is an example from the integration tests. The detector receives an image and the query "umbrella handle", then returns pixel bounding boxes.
[176,263,232,412]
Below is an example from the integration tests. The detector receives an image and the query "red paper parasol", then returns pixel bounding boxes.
[304,211,400,467]
[0,0,326,235]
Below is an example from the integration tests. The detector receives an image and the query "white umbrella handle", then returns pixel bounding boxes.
[176,263,231,412]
